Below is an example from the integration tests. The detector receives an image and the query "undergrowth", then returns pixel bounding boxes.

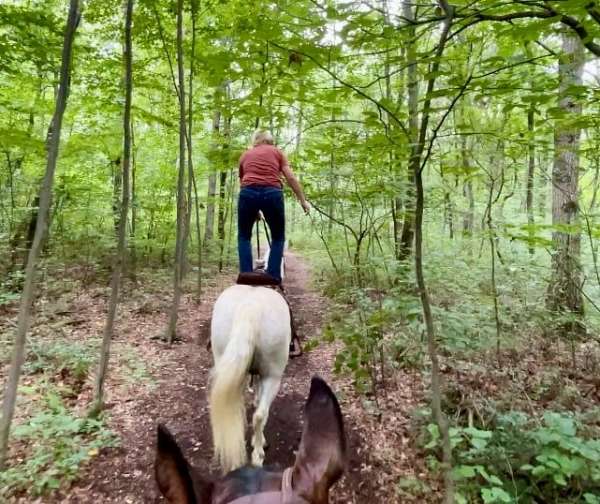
[0,387,117,497]
[0,270,158,498]
[425,411,600,503]
[297,229,600,502]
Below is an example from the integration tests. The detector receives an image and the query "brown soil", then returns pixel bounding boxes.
[39,252,381,503]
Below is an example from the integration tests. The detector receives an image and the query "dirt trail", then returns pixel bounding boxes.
[51,252,371,503]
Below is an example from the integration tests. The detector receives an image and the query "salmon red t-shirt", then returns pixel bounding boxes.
[238,144,288,188]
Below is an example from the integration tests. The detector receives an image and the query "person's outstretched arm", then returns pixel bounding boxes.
[281,165,310,214]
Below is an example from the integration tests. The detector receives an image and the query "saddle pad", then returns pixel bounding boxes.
[236,272,281,286]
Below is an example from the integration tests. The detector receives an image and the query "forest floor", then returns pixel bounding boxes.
[2,252,433,503]
[3,252,599,503]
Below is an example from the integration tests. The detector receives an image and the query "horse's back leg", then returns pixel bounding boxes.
[251,375,281,466]
[252,375,261,408]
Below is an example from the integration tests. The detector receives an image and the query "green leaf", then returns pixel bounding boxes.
[453,464,477,479]
[481,487,512,503]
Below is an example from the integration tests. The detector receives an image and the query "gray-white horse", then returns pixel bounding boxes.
[209,284,290,473]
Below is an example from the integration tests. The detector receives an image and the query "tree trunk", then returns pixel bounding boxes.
[21,196,40,271]
[397,0,418,261]
[225,172,237,268]
[546,33,585,327]
[217,168,228,267]
[112,156,122,235]
[444,192,454,239]
[188,0,201,299]
[411,4,455,501]
[165,0,187,343]
[191,170,203,300]
[129,118,137,280]
[588,126,600,211]
[291,100,304,233]
[441,163,454,239]
[526,107,535,255]
[590,156,600,212]
[91,0,134,415]
[0,0,81,469]
[204,107,221,245]
[217,114,231,270]
[181,0,198,281]
[461,136,474,236]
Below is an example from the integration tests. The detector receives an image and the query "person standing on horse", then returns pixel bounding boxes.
[237,130,309,284]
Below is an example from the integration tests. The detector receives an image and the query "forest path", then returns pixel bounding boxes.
[50,252,369,503]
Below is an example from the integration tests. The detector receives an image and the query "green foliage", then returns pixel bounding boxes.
[25,337,97,384]
[0,270,23,306]
[0,390,117,497]
[117,344,154,385]
[2,0,600,500]
[323,283,425,392]
[425,412,600,503]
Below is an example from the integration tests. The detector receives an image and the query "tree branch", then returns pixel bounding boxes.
[268,41,410,139]
[420,73,473,174]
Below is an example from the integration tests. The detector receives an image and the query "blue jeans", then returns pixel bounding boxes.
[238,185,285,281]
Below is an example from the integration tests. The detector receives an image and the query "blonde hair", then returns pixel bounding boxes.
[251,130,274,146]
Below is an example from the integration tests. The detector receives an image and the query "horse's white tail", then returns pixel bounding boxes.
[209,306,257,473]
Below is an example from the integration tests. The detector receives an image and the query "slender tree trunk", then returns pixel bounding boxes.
[191,170,203,300]
[225,171,237,267]
[91,0,134,415]
[188,0,201,299]
[112,156,122,235]
[588,127,600,211]
[217,171,228,266]
[411,4,455,501]
[462,179,475,234]
[461,136,474,236]
[381,0,402,254]
[204,107,221,245]
[218,114,231,270]
[590,157,600,212]
[415,169,453,498]
[526,107,536,255]
[129,118,137,279]
[0,0,81,469]
[21,196,40,271]
[397,0,418,261]
[538,148,549,217]
[291,99,304,233]
[546,33,585,328]
[181,0,197,280]
[484,174,502,359]
[165,0,187,343]
[441,164,454,239]
[204,172,217,247]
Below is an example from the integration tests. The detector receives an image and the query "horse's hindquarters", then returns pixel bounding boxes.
[209,284,291,472]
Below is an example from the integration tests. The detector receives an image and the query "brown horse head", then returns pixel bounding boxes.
[155,376,346,504]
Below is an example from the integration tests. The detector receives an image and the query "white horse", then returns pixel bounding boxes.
[209,284,291,473]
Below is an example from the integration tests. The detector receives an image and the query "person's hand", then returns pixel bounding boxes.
[301,199,310,215]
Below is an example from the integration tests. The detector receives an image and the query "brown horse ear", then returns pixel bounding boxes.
[291,377,347,503]
[155,424,211,504]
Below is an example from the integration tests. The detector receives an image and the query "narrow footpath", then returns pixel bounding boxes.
[47,252,375,503]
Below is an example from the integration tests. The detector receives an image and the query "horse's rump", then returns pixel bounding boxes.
[209,285,291,472]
